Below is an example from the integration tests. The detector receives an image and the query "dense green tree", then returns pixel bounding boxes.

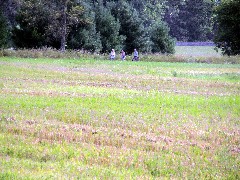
[151,21,175,54]
[110,1,146,54]
[95,2,125,53]
[12,0,88,49]
[127,0,165,28]
[214,0,240,55]
[127,0,170,53]
[184,0,214,41]
[164,0,187,41]
[0,11,9,48]
[0,0,21,47]
[67,2,102,52]
[49,0,90,50]
[0,0,20,28]
[164,0,214,41]
[12,0,50,48]
[68,27,102,52]
[1,0,217,53]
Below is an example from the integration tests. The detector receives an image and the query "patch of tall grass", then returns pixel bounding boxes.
[1,48,240,64]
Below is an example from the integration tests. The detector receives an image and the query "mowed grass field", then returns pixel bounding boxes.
[0,56,239,179]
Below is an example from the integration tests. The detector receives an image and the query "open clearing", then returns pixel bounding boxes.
[0,57,239,179]
[175,46,221,57]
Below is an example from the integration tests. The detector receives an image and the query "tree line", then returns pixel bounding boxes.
[0,0,239,55]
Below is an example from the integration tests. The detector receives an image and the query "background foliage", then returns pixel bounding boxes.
[214,0,240,56]
[0,11,9,48]
[0,0,239,55]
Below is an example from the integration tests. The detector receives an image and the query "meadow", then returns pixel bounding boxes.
[0,54,239,179]
[175,46,221,57]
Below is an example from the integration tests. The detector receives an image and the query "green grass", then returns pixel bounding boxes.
[1,47,240,64]
[0,57,239,179]
[175,46,221,57]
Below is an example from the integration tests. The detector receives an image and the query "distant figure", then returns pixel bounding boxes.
[120,50,126,61]
[132,49,139,61]
[110,49,115,60]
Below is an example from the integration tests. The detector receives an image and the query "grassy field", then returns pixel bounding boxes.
[2,46,240,64]
[0,57,239,179]
[175,46,221,57]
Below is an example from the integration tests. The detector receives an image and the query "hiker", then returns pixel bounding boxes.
[132,49,139,61]
[110,49,115,60]
[120,50,126,61]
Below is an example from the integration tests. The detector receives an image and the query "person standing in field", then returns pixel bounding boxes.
[110,49,115,60]
[132,48,139,61]
[120,50,126,61]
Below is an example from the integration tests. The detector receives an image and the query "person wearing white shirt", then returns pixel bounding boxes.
[110,49,115,60]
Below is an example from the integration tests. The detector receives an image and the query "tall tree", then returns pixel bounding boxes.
[0,0,20,47]
[2,0,216,52]
[0,0,20,29]
[12,0,87,49]
[95,2,125,53]
[12,0,50,48]
[110,1,145,54]
[60,0,69,52]
[164,0,214,41]
[0,11,9,48]
[214,0,240,55]
[151,21,175,54]
[67,1,102,52]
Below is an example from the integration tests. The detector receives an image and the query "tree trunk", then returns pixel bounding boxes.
[60,0,68,52]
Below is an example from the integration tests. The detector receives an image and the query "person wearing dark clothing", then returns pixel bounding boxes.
[132,49,139,61]
[120,50,126,61]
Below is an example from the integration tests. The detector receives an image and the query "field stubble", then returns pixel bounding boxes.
[0,57,239,179]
